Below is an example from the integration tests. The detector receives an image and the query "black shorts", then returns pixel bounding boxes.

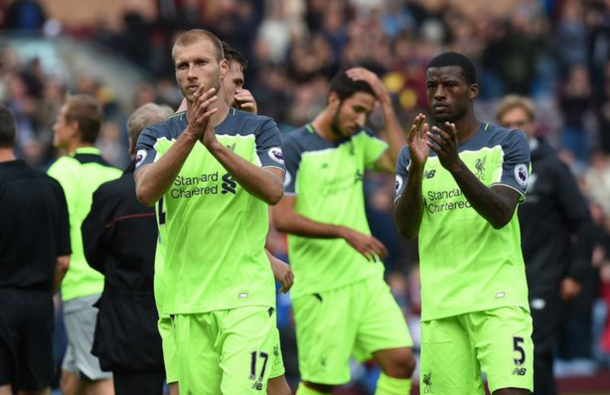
[0,289,54,391]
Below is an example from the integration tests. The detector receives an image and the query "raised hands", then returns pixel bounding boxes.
[408,113,430,169]
[346,67,391,104]
[426,122,461,173]
[187,84,218,145]
[234,88,258,114]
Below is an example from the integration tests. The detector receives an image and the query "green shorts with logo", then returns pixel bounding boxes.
[174,306,282,394]
[420,306,534,394]
[292,274,413,385]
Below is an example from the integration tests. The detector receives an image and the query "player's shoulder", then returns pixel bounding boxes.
[396,145,411,167]
[283,125,332,155]
[142,111,187,140]
[47,155,80,173]
[485,122,527,146]
[231,109,277,134]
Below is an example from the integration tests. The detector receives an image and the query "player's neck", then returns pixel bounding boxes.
[67,141,95,155]
[0,147,16,163]
[453,112,481,143]
[186,99,231,127]
[311,110,339,142]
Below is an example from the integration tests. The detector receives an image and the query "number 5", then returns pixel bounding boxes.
[513,337,525,365]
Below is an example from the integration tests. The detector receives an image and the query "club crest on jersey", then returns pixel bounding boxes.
[135,149,147,167]
[268,147,284,165]
[395,175,403,193]
[515,164,529,186]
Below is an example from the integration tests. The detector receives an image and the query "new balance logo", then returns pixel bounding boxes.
[512,367,527,376]
[251,382,263,391]
[221,173,237,194]
[424,170,436,179]
[423,372,434,393]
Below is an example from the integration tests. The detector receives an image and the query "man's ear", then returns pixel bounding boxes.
[219,59,230,79]
[328,91,341,109]
[469,83,479,100]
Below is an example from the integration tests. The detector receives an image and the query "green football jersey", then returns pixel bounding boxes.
[153,197,167,316]
[283,124,388,297]
[48,147,121,301]
[395,123,531,321]
[135,109,285,315]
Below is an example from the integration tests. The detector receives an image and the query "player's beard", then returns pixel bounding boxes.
[182,69,223,103]
[330,102,346,140]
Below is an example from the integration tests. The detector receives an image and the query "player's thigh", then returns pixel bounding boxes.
[20,295,54,391]
[173,313,221,395]
[0,291,20,387]
[353,277,413,362]
[157,316,178,384]
[470,307,534,394]
[292,289,356,386]
[420,316,485,394]
[62,297,111,381]
[219,306,277,395]
[269,328,285,380]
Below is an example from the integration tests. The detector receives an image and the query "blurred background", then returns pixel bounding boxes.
[1,0,610,393]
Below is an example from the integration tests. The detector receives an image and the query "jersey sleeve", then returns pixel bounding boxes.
[282,135,302,196]
[362,128,389,170]
[255,118,286,173]
[134,127,159,173]
[492,130,531,202]
[394,146,410,203]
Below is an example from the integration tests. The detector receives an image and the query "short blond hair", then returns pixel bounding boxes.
[127,103,173,144]
[171,29,225,62]
[496,95,536,122]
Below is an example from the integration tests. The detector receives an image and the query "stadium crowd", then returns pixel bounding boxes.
[1,0,610,393]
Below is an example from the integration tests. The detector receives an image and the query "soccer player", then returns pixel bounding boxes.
[82,103,174,395]
[0,105,70,395]
[156,41,292,395]
[48,95,121,395]
[273,67,416,395]
[134,29,285,394]
[497,95,595,395]
[394,52,533,394]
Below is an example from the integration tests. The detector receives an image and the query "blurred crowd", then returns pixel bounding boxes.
[2,0,610,392]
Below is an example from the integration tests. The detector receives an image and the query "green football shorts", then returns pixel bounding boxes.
[158,315,178,384]
[174,305,279,394]
[292,274,413,385]
[419,306,534,394]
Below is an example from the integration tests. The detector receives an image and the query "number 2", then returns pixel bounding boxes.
[250,351,269,381]
[513,337,525,365]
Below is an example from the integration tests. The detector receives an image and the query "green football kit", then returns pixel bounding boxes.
[283,124,413,385]
[395,122,533,393]
[136,109,285,394]
[48,147,121,301]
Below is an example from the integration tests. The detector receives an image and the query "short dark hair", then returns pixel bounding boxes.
[65,95,103,144]
[0,104,16,148]
[328,68,376,102]
[427,52,477,85]
[222,42,247,71]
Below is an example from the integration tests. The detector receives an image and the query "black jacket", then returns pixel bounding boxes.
[82,160,163,373]
[518,139,595,295]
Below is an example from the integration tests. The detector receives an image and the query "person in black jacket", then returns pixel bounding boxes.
[496,95,596,395]
[82,103,173,395]
[0,104,71,395]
